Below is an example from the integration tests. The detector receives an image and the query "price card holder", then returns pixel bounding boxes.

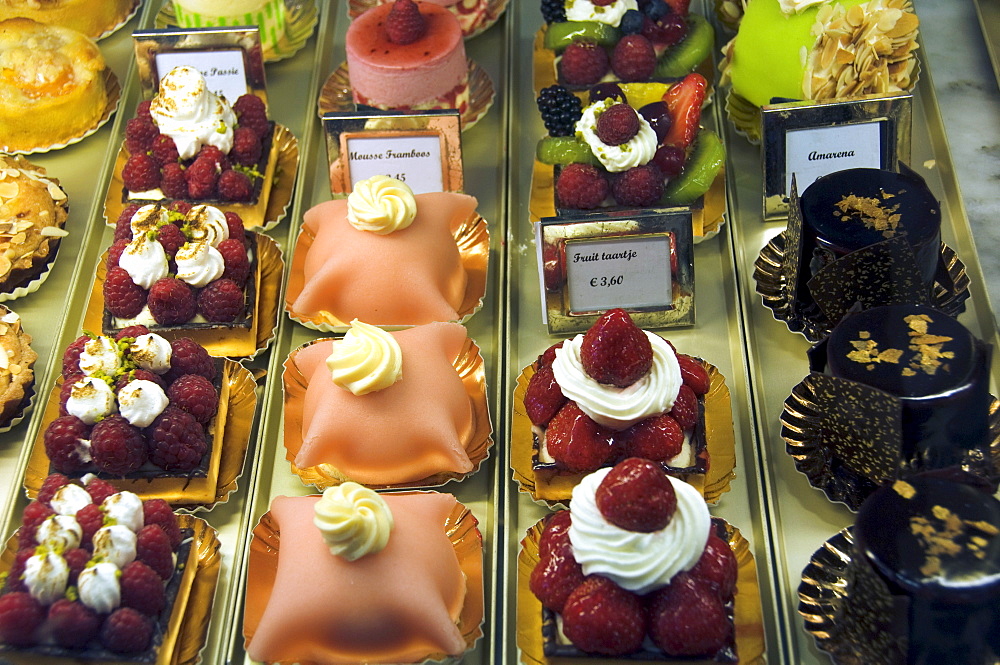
[133,27,267,103]
[761,92,911,221]
[537,209,695,334]
[322,110,463,195]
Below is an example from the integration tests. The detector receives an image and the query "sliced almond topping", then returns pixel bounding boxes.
[40,226,68,237]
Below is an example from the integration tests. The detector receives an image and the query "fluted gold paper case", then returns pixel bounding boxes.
[282,335,493,490]
[24,358,258,509]
[510,358,737,506]
[103,124,299,232]
[84,232,284,359]
[0,513,221,665]
[516,516,766,664]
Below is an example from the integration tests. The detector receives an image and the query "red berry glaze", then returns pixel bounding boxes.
[579,308,653,388]
[561,576,646,656]
[524,365,566,427]
[595,457,677,532]
[546,402,617,473]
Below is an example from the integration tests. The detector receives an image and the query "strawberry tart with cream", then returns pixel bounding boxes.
[346,0,470,112]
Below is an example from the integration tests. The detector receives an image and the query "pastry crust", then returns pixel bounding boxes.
[0,17,109,152]
[0,304,36,428]
[0,0,136,39]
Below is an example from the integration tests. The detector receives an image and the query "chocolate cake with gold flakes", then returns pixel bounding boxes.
[808,303,992,488]
[841,474,1000,665]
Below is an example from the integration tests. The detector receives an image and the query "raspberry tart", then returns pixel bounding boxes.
[512,308,736,504]
[539,0,715,87]
[519,458,756,660]
[0,473,219,663]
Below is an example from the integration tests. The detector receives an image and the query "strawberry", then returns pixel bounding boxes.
[662,72,706,149]
[562,576,646,656]
[622,413,684,462]
[663,0,691,14]
[677,353,711,395]
[595,457,677,532]
[524,365,566,427]
[538,510,572,559]
[546,402,617,473]
[649,573,732,656]
[579,308,653,388]
[384,0,426,44]
[690,533,738,599]
[536,341,564,371]
[529,548,585,613]
[670,383,699,430]
[542,242,565,291]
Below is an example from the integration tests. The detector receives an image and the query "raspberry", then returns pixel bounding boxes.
[120,560,166,616]
[63,547,91,584]
[160,162,189,199]
[555,163,608,210]
[168,374,219,424]
[0,592,44,646]
[116,324,150,341]
[197,278,245,322]
[100,607,153,654]
[217,169,253,201]
[224,212,246,243]
[124,116,158,154]
[560,41,609,86]
[562,576,646,656]
[48,598,101,649]
[610,33,657,81]
[166,338,216,382]
[677,354,710,395]
[524,365,566,427]
[5,548,34,590]
[196,145,230,171]
[218,238,251,285]
[146,405,207,472]
[58,373,83,415]
[37,473,71,505]
[536,85,582,137]
[168,200,193,216]
[115,203,143,239]
[155,223,186,258]
[104,266,148,319]
[649,574,732,656]
[611,163,663,207]
[122,153,161,192]
[595,457,677,532]
[19,500,54,546]
[233,94,270,140]
[107,238,130,270]
[61,335,89,376]
[150,134,179,166]
[90,415,147,476]
[185,156,218,199]
[538,510,572,559]
[670,383,699,430]
[115,368,167,393]
[580,308,653,388]
[135,523,175,580]
[529,549,585,613]
[135,100,152,117]
[595,103,640,145]
[231,126,263,166]
[44,415,91,474]
[622,413,684,462]
[143,498,182,549]
[385,0,427,44]
[84,476,119,505]
[148,277,196,325]
[546,402,617,473]
[76,502,106,544]
[690,534,738,599]
[540,0,566,23]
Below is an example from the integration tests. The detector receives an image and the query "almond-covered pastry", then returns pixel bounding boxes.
[0,155,69,296]
[0,304,36,428]
[0,18,110,153]
[0,0,136,39]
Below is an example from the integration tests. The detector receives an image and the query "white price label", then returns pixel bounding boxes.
[785,122,883,194]
[346,135,443,193]
[154,50,249,104]
[565,236,672,314]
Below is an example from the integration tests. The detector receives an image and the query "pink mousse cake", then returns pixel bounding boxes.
[345,0,469,110]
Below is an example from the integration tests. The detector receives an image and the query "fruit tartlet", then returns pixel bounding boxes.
[113,65,279,225]
[535,74,725,224]
[0,474,209,660]
[539,0,715,87]
[525,458,739,659]
[0,305,37,430]
[103,201,256,337]
[244,484,484,663]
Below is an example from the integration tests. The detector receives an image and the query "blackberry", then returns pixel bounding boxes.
[536,85,582,138]
[541,0,566,23]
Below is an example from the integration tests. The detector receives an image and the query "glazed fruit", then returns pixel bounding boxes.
[580,308,653,387]
[546,402,617,472]
[544,20,620,50]
[595,457,677,532]
[535,136,599,166]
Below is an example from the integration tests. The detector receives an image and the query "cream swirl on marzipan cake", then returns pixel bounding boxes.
[552,330,682,430]
[325,319,403,396]
[312,483,394,562]
[569,468,711,595]
[346,175,418,234]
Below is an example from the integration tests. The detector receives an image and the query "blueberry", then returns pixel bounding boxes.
[644,0,671,21]
[619,9,644,35]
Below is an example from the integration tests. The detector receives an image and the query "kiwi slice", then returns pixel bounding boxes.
[654,14,714,79]
[544,21,621,52]
[536,136,600,166]
[660,130,725,205]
